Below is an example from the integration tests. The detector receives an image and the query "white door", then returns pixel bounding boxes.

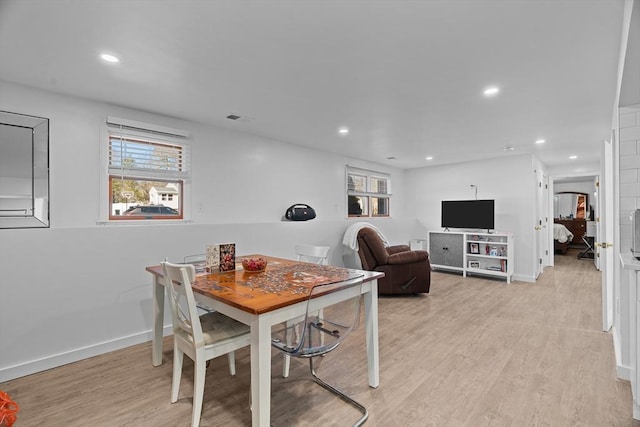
[534,170,549,276]
[601,138,614,332]
[541,174,550,269]
[593,175,601,270]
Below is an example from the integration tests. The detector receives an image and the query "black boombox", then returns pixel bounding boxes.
[285,204,316,221]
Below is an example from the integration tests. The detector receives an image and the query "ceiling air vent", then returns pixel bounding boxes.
[226,114,241,120]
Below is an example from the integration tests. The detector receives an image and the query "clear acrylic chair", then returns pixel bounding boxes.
[272,277,368,426]
[282,244,331,377]
[183,254,208,273]
[161,261,251,427]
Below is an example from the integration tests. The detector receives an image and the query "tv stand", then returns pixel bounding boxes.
[428,231,514,283]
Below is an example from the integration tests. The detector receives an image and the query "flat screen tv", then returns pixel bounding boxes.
[441,199,495,230]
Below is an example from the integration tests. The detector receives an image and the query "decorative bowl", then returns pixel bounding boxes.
[242,257,268,272]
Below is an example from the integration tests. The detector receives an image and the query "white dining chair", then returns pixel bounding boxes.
[295,243,330,265]
[161,261,251,427]
[183,254,215,314]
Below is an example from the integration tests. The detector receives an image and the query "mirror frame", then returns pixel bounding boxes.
[0,111,50,228]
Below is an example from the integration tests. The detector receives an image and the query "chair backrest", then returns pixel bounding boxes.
[272,277,364,357]
[295,244,330,265]
[161,261,205,348]
[357,228,389,269]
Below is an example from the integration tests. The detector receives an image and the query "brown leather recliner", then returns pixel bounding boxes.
[356,227,431,295]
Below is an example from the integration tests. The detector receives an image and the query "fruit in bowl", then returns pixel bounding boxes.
[242,257,268,272]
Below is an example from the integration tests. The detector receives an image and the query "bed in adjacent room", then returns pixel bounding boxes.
[553,223,574,254]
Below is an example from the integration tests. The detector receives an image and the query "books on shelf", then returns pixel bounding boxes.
[486,260,507,272]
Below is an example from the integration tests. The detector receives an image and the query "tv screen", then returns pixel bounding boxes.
[441,199,495,230]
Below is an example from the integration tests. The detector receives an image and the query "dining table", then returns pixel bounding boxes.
[146,254,383,427]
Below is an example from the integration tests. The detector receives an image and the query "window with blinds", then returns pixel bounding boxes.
[346,166,391,218]
[107,130,190,220]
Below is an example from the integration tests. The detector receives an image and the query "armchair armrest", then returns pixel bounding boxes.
[387,244,411,255]
[387,250,429,265]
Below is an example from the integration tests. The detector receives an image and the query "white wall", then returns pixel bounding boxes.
[616,104,640,375]
[619,104,640,253]
[554,181,597,196]
[404,154,537,282]
[0,80,547,381]
[0,81,420,381]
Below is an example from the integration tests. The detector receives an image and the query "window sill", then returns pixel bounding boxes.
[96,219,192,226]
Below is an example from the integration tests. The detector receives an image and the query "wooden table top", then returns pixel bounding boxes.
[146,254,383,315]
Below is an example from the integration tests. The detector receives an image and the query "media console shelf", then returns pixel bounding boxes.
[428,231,514,283]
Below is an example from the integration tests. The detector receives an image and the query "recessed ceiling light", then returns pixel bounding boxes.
[386,156,396,160]
[535,139,546,144]
[100,53,119,63]
[425,156,433,160]
[483,86,500,97]
[569,155,577,159]
[504,146,515,151]
[338,127,349,135]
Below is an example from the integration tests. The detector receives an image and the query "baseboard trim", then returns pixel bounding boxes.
[613,326,632,381]
[0,325,173,383]
[618,364,632,382]
[513,274,536,283]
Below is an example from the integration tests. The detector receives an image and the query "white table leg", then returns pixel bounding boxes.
[152,276,165,366]
[364,279,380,388]
[251,315,272,427]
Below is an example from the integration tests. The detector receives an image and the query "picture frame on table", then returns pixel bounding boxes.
[469,243,479,254]
[469,261,480,268]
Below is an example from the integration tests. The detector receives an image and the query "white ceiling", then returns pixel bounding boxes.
[0,0,631,170]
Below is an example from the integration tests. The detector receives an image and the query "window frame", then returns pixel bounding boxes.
[101,118,191,224]
[346,166,391,218]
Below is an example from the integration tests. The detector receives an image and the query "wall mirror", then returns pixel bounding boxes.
[0,111,50,228]
[554,192,588,219]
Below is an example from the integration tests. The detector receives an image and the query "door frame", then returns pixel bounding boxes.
[601,136,615,332]
[548,173,599,268]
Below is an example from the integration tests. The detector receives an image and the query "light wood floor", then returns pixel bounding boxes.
[1,249,636,426]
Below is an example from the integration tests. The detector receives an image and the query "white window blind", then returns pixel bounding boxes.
[108,134,190,181]
[370,176,389,194]
[346,166,391,195]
